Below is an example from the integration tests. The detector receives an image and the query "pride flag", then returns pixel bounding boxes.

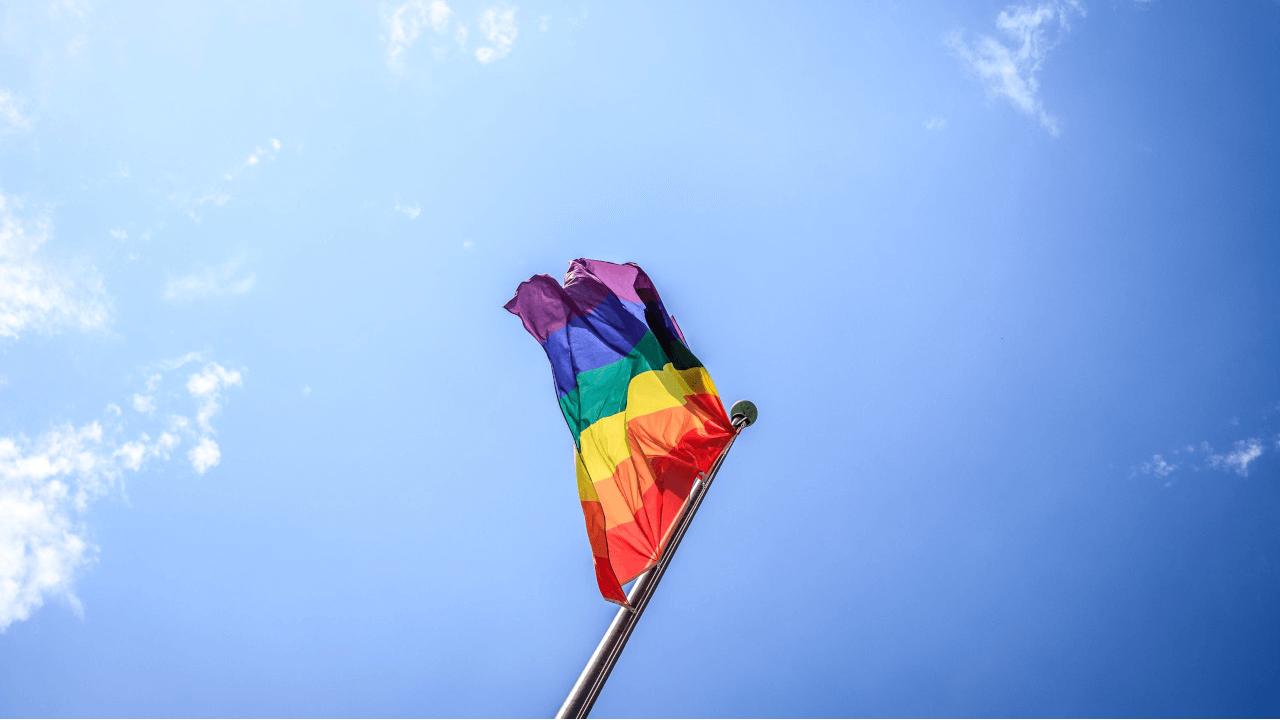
[506,259,735,604]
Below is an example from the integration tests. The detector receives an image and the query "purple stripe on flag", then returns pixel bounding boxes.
[505,259,688,396]
[567,259,644,304]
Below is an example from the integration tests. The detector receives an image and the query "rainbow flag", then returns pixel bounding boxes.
[506,259,734,604]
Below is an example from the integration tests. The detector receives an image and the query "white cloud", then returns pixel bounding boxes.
[187,438,220,475]
[384,2,520,70]
[1140,430,1273,481]
[475,5,518,64]
[186,361,243,434]
[225,138,283,181]
[948,0,1083,135]
[0,460,91,630]
[0,89,32,131]
[155,352,203,373]
[386,0,456,72]
[107,228,128,241]
[394,200,422,219]
[115,440,146,471]
[186,191,231,221]
[924,116,948,131]
[537,14,550,32]
[131,394,156,414]
[241,138,281,169]
[186,362,241,399]
[0,192,111,340]
[164,257,256,302]
[0,355,243,631]
[1210,438,1263,477]
[184,138,284,218]
[1139,454,1176,478]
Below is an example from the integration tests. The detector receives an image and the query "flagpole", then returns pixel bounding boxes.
[555,400,758,719]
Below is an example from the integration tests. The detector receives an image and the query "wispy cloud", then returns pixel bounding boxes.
[131,393,156,414]
[924,116,948,131]
[0,192,111,340]
[0,353,244,631]
[1139,453,1176,478]
[947,0,1083,135]
[1209,439,1263,477]
[186,192,231,221]
[185,361,242,437]
[384,1,519,71]
[475,5,518,64]
[394,200,422,219]
[223,138,282,182]
[1137,420,1272,482]
[164,257,256,302]
[0,0,93,62]
[0,89,32,131]
[183,138,283,220]
[187,437,221,474]
[49,0,92,55]
[386,0,456,72]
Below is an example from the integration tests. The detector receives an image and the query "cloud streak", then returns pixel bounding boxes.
[224,138,282,181]
[386,0,456,72]
[394,200,422,219]
[1139,453,1176,478]
[948,0,1083,135]
[0,192,111,340]
[183,138,284,220]
[384,1,519,71]
[0,353,244,631]
[1137,430,1270,482]
[0,89,32,131]
[1209,439,1263,477]
[475,5,518,64]
[164,257,256,302]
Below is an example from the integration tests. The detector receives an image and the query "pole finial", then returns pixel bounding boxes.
[729,400,758,428]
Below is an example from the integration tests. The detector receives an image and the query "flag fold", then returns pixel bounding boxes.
[505,259,734,604]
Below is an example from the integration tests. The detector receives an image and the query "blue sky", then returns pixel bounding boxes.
[1,0,1278,716]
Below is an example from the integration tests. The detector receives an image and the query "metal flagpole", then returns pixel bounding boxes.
[555,400,759,719]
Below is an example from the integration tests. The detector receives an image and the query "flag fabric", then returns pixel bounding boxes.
[505,259,734,604]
